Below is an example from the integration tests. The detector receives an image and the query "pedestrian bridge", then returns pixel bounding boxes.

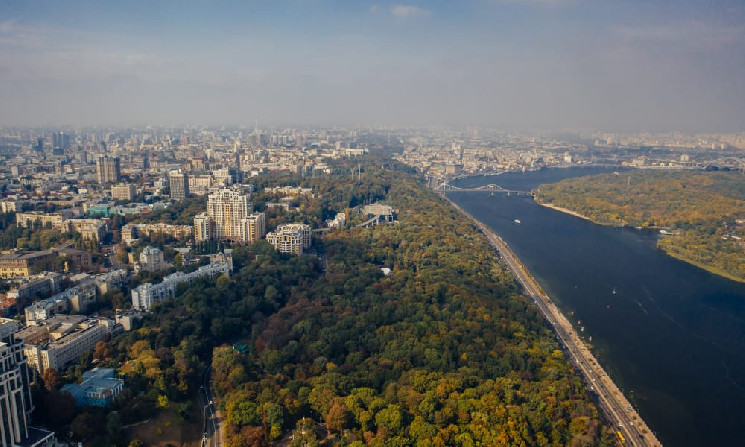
[436,183,532,196]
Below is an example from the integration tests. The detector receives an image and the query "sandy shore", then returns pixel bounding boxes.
[536,201,596,222]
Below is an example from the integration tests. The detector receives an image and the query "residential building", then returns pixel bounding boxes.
[188,173,213,196]
[23,297,68,325]
[0,318,56,447]
[110,183,136,202]
[114,311,143,331]
[55,247,93,273]
[20,316,113,373]
[121,223,193,243]
[207,187,250,240]
[239,213,266,244]
[194,187,264,243]
[131,256,231,311]
[23,281,97,325]
[0,201,17,213]
[67,219,107,242]
[168,170,189,200]
[266,223,311,255]
[193,213,213,243]
[96,156,121,185]
[0,251,58,278]
[6,273,62,303]
[93,269,128,296]
[23,270,126,325]
[15,213,107,242]
[136,246,167,273]
[15,212,65,229]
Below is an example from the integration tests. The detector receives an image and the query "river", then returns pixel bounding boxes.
[448,167,745,447]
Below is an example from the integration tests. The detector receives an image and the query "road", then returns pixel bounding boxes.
[446,197,662,447]
[199,368,222,447]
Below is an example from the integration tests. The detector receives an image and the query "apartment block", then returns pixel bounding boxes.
[266,223,311,255]
[96,156,121,185]
[0,251,57,279]
[19,316,113,374]
[131,256,231,311]
[168,170,189,200]
[194,187,264,244]
[110,183,136,202]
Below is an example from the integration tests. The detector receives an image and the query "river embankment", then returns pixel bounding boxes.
[443,193,661,447]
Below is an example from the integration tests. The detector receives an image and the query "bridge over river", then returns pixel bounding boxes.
[435,182,533,196]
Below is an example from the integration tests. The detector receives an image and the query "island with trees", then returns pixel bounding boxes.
[534,170,745,283]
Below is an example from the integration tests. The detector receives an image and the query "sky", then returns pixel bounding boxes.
[0,0,744,132]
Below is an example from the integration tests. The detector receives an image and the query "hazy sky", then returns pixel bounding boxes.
[1,0,744,131]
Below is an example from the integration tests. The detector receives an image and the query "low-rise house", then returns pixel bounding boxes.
[61,368,124,407]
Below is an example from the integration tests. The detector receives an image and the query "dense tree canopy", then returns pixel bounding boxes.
[205,162,613,445]
[28,158,614,445]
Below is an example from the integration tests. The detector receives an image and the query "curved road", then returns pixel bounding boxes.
[447,196,662,446]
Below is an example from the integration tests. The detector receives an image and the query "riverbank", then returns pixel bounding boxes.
[537,199,745,284]
[660,247,745,284]
[535,201,597,223]
[443,193,662,447]
[532,170,745,284]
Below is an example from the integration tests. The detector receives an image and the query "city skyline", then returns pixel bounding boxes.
[1,0,744,132]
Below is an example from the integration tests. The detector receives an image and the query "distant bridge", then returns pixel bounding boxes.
[435,182,532,196]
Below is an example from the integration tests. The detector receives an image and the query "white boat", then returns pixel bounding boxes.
[514,219,521,224]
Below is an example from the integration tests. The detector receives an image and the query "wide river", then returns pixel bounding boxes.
[448,167,745,447]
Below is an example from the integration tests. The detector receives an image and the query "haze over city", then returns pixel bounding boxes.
[1,0,744,131]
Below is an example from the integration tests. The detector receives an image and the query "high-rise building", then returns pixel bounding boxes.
[0,318,56,447]
[96,156,121,185]
[207,187,250,240]
[168,171,189,200]
[239,213,266,244]
[193,213,213,243]
[52,132,70,150]
[194,187,264,243]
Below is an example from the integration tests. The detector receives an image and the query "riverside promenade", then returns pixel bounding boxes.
[445,195,662,447]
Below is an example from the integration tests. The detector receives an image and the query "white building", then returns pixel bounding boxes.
[136,246,167,273]
[131,257,232,311]
[266,223,311,255]
[326,213,346,229]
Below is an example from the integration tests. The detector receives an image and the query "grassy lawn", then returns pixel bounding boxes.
[125,402,203,447]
